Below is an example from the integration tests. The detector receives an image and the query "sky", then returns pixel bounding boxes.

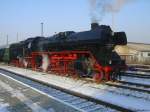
[0,0,150,46]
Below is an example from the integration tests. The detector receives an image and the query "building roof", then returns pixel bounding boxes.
[0,45,10,49]
[127,42,150,52]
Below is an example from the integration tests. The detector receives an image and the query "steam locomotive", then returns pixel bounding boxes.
[0,23,127,82]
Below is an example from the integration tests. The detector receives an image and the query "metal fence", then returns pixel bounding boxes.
[120,55,150,65]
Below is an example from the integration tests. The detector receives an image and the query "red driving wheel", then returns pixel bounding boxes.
[93,70,104,83]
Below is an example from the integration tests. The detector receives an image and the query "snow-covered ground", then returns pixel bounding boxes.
[0,78,48,112]
[0,64,150,111]
[0,69,80,112]
[0,101,9,112]
[121,75,150,85]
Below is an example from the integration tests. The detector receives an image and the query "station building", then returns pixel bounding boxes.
[115,42,150,64]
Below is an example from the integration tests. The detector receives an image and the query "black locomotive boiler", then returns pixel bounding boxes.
[0,23,127,82]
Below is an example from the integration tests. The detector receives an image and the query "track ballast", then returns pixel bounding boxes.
[0,68,134,112]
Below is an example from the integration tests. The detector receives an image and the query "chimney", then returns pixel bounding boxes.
[91,23,99,30]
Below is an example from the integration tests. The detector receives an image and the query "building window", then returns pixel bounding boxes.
[141,53,143,57]
[148,53,150,56]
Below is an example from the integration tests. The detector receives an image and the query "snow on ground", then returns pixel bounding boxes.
[0,64,150,111]
[121,75,150,85]
[0,100,9,112]
[0,76,49,112]
[91,83,150,100]
[125,71,150,75]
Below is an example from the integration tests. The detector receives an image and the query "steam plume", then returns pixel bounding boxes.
[23,59,28,68]
[42,54,49,72]
[89,0,134,23]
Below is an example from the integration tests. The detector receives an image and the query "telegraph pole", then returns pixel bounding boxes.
[17,33,19,42]
[6,35,8,45]
[41,22,44,37]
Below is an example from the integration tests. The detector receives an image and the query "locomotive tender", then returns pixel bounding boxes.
[0,23,127,82]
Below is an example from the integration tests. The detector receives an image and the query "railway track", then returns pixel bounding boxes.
[73,74,150,95]
[87,80,150,102]
[105,81,150,94]
[83,73,150,94]
[119,80,150,88]
[83,76,150,94]
[122,72,150,79]
[0,68,133,112]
